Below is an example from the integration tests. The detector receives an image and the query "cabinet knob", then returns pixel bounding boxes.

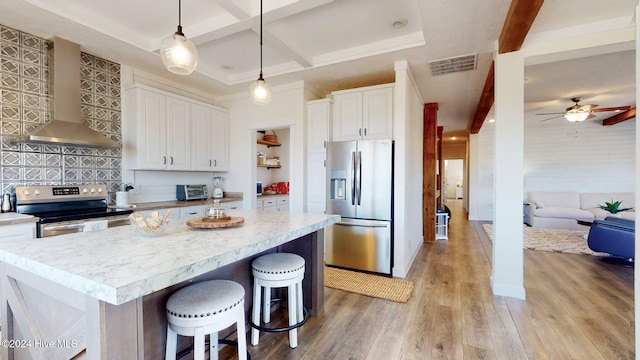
[163,156,167,164]
[359,128,362,136]
[170,157,174,165]
[209,160,212,166]
[364,128,367,136]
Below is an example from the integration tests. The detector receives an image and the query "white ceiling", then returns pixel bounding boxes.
[0,0,637,137]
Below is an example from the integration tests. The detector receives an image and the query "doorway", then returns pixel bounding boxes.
[444,159,464,200]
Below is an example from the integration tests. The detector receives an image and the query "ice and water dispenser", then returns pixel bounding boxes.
[330,170,347,200]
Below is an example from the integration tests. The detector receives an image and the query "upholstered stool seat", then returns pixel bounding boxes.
[165,280,247,360]
[250,252,307,348]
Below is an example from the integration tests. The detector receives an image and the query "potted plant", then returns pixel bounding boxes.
[598,200,633,216]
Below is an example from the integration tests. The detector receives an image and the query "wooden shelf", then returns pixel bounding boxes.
[257,164,281,169]
[257,139,281,147]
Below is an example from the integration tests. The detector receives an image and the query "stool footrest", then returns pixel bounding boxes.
[249,302,309,333]
[176,339,252,360]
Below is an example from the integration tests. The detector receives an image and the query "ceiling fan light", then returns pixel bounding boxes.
[564,111,589,122]
[160,32,198,75]
[250,76,272,105]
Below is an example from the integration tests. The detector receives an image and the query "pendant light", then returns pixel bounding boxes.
[160,0,198,75]
[250,0,272,104]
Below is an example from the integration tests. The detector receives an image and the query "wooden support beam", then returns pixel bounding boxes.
[437,126,444,208]
[423,103,438,243]
[470,61,495,134]
[602,107,636,126]
[470,0,544,134]
[498,0,545,54]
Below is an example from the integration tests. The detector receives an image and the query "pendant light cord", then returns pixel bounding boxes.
[259,0,264,79]
[176,0,184,36]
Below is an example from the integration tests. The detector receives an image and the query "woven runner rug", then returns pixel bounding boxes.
[482,224,605,256]
[324,267,414,303]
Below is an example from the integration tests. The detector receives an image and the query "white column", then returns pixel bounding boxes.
[491,50,525,299]
[467,134,480,220]
[634,3,639,357]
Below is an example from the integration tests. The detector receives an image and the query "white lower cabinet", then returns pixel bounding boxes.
[0,223,35,241]
[225,201,243,210]
[257,196,288,211]
[136,208,181,220]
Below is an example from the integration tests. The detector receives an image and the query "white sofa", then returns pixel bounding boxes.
[525,191,635,230]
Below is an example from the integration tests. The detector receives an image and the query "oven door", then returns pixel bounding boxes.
[38,215,131,238]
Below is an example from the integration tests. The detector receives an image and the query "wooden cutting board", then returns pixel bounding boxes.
[186,216,245,229]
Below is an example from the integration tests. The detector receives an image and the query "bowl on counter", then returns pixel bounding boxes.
[129,210,171,237]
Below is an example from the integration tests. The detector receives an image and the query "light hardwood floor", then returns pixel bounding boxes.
[218,199,634,359]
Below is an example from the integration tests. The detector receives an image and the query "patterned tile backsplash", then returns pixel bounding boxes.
[0,24,122,199]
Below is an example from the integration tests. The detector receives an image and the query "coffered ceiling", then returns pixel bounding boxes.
[0,0,637,137]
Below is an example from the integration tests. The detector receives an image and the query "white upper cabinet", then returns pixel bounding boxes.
[211,109,229,171]
[307,99,330,153]
[191,104,229,171]
[331,84,393,141]
[165,96,191,170]
[124,85,228,172]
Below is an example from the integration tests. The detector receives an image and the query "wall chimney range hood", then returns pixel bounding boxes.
[17,37,119,149]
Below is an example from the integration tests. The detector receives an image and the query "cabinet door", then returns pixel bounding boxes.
[362,87,393,139]
[306,152,326,213]
[137,89,167,170]
[211,109,229,171]
[276,197,289,212]
[332,92,363,141]
[166,97,191,170]
[190,103,214,171]
[307,101,329,153]
[180,205,205,218]
[225,201,243,210]
[262,198,277,211]
[0,223,35,241]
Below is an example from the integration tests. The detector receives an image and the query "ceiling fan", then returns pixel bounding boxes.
[537,97,631,123]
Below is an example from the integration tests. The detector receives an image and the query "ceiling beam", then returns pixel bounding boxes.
[602,107,636,126]
[469,0,544,134]
[498,0,545,54]
[470,61,494,134]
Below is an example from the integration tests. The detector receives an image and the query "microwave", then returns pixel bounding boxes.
[177,185,208,201]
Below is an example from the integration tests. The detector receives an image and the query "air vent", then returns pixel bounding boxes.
[428,53,477,76]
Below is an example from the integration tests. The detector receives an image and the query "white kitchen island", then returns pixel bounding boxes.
[0,209,339,359]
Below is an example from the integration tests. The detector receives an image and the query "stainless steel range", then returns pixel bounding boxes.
[15,185,133,238]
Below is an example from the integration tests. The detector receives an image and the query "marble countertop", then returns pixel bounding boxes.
[0,209,339,306]
[0,213,38,226]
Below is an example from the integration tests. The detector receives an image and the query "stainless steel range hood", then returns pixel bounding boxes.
[17,37,119,148]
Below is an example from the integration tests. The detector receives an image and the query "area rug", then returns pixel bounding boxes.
[324,267,414,303]
[482,224,604,256]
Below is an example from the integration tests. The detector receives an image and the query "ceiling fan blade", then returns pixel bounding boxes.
[539,114,564,122]
[592,106,631,113]
[535,112,564,115]
[587,113,596,120]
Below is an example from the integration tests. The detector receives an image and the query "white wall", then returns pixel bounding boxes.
[393,60,424,278]
[524,118,635,193]
[477,121,496,221]
[220,82,312,212]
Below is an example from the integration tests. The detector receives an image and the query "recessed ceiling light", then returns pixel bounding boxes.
[392,18,408,29]
[451,136,457,140]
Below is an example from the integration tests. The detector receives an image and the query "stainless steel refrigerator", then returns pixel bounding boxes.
[325,139,393,275]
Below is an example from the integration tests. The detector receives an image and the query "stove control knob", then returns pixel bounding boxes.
[33,189,40,196]
[89,187,95,193]
[22,189,30,197]
[97,187,103,193]
[82,188,88,194]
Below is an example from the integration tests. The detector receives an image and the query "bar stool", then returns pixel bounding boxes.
[165,280,248,360]
[250,252,308,348]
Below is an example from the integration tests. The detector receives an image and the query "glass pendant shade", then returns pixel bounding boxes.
[564,111,589,122]
[160,30,198,75]
[250,76,272,105]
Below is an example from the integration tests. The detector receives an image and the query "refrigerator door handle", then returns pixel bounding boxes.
[351,151,356,205]
[357,151,362,205]
[335,221,388,228]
